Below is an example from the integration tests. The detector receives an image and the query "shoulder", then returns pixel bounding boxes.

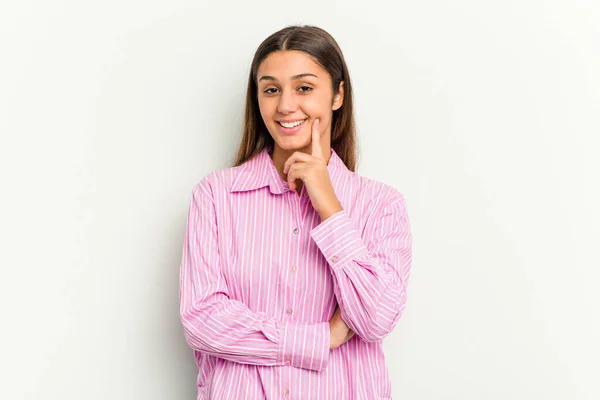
[351,172,407,210]
[190,164,247,200]
[346,174,410,235]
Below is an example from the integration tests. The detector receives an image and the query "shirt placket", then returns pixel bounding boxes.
[281,187,311,400]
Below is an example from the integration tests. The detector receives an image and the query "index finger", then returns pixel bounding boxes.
[311,118,322,159]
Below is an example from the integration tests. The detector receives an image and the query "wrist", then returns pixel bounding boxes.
[319,201,343,222]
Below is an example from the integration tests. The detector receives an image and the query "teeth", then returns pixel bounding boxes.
[279,119,305,128]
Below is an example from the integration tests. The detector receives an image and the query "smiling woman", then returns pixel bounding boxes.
[179,25,412,400]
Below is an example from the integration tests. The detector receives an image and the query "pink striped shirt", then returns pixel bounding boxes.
[179,145,412,399]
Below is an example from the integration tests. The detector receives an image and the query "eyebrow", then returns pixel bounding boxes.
[258,73,319,82]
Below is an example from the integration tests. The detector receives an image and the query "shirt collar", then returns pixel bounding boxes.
[231,146,349,195]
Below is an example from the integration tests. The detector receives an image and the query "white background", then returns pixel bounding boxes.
[1,1,599,399]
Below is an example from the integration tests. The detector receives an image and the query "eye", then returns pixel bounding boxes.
[262,86,313,95]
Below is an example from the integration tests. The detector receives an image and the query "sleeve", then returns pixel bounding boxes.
[309,190,412,343]
[179,179,330,372]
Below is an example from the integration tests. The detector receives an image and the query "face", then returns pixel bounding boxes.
[256,50,344,155]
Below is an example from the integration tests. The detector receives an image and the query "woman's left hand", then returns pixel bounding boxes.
[329,306,356,350]
[283,118,343,220]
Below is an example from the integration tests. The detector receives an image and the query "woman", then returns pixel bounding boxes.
[179,25,412,400]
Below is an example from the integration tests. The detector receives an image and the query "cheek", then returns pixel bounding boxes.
[300,97,330,116]
[257,100,273,121]
[258,98,277,117]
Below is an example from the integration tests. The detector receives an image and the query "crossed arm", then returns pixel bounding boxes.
[179,180,412,372]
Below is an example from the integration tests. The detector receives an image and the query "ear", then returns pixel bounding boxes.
[332,81,344,111]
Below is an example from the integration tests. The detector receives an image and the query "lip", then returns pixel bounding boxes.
[276,118,307,135]
[278,118,306,123]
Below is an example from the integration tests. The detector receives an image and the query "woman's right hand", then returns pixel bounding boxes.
[329,306,355,350]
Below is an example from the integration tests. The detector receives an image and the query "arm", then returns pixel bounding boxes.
[310,191,412,343]
[179,178,330,371]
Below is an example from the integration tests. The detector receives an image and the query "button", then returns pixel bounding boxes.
[283,388,290,395]
[293,228,299,234]
[286,308,293,315]
[303,192,309,198]
[290,265,297,272]
[284,359,291,365]
[331,256,338,263]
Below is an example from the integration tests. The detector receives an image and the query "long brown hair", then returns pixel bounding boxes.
[231,25,358,171]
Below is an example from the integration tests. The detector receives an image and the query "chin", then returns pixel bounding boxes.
[276,136,310,151]
[275,142,300,152]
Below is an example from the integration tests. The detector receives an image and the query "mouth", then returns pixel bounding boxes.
[276,118,308,135]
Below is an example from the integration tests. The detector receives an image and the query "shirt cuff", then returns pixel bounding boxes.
[278,321,330,372]
[309,209,370,272]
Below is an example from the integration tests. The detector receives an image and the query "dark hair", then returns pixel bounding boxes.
[231,25,358,171]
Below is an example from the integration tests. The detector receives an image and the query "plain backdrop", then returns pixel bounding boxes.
[1,1,599,399]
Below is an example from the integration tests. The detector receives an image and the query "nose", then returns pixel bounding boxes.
[277,89,297,114]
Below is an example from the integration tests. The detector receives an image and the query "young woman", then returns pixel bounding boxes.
[179,25,412,400]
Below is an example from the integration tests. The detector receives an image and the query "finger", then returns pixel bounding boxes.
[287,164,302,190]
[287,167,295,190]
[311,118,323,159]
[283,151,311,174]
[287,164,308,189]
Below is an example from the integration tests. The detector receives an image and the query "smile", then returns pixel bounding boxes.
[277,119,307,128]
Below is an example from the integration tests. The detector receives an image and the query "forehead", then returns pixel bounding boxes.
[257,50,328,80]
